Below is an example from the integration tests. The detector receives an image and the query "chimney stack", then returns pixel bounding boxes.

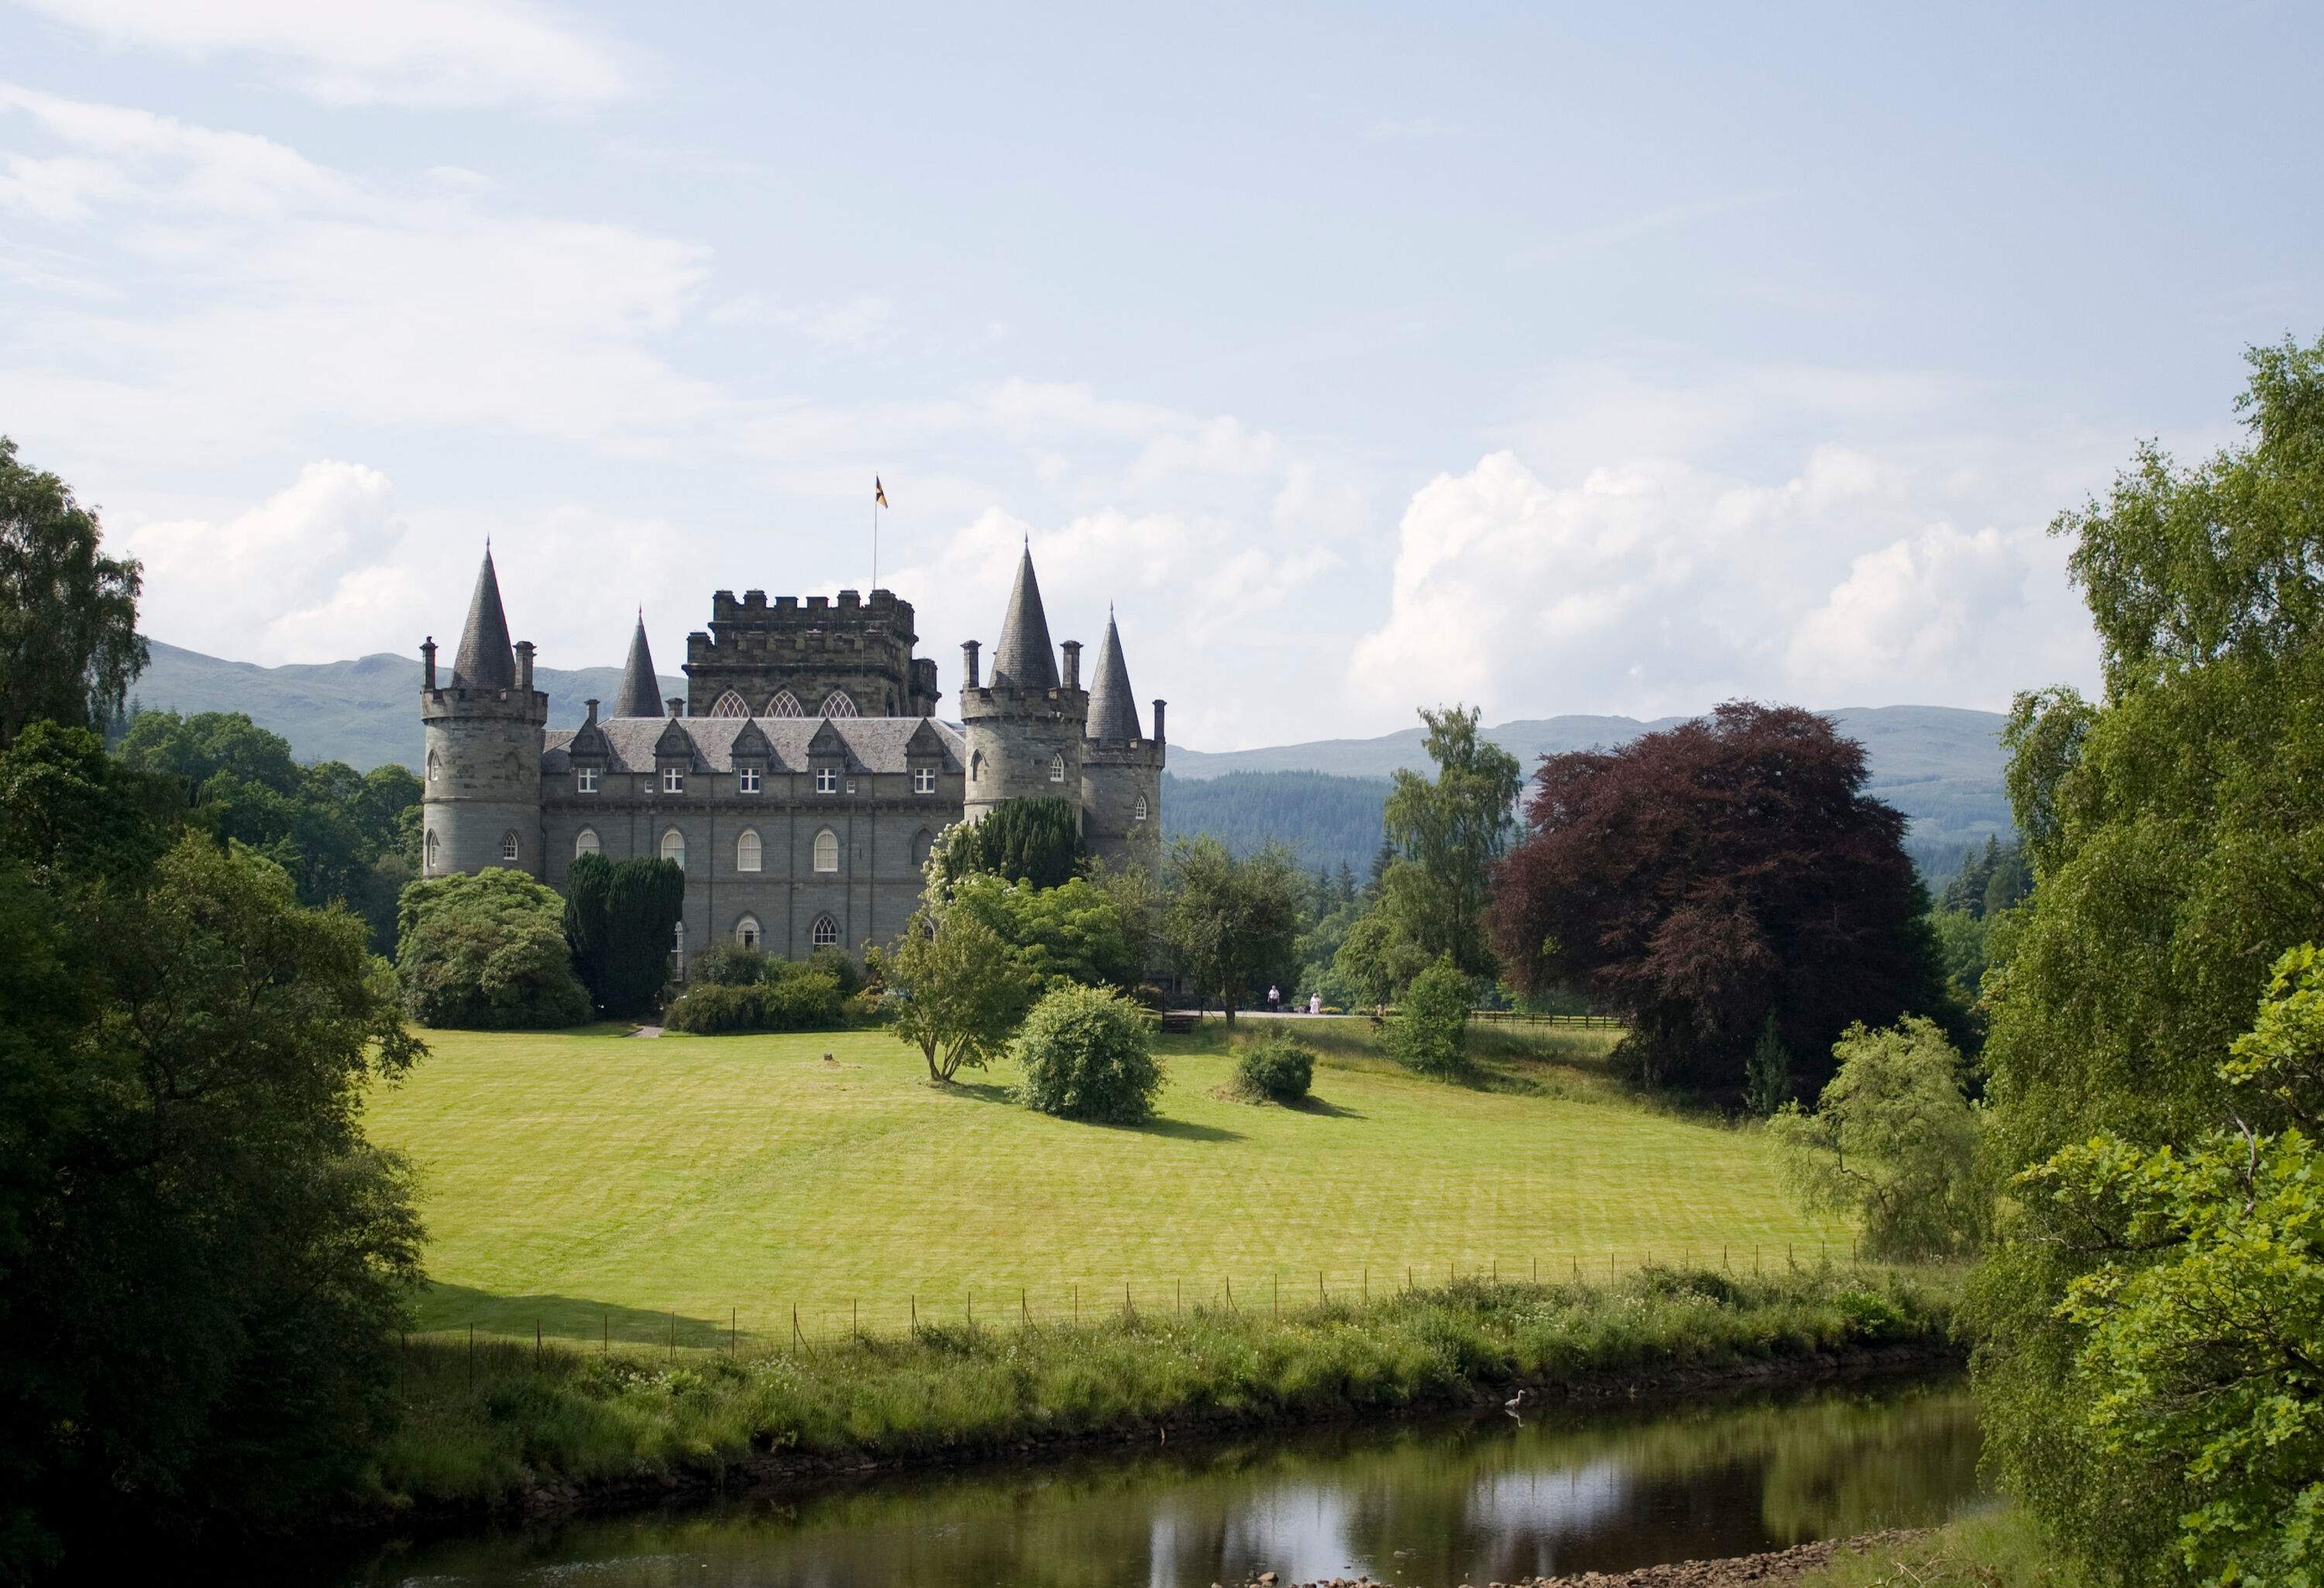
[421,636,438,691]
[514,640,535,693]
[1152,699,1167,744]
[962,639,981,690]
[1061,639,1081,692]
[666,696,683,718]
[583,698,599,726]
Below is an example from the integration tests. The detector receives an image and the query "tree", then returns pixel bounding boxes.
[1386,954,1470,1076]
[0,435,146,751]
[949,871,1135,990]
[1743,1012,1791,1118]
[1379,704,1521,978]
[886,906,1030,1084]
[1766,1017,1985,1260]
[1013,984,1166,1123]
[1488,701,1954,1095]
[0,760,423,1568]
[1968,335,2324,1581]
[395,868,592,1029]
[939,798,1086,889]
[1162,835,1302,1026]
[561,851,614,1009]
[600,857,686,1017]
[1332,905,1427,1016]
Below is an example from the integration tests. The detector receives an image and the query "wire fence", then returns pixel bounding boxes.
[411,1239,1887,1363]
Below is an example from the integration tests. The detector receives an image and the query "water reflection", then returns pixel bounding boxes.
[345,1378,1981,1588]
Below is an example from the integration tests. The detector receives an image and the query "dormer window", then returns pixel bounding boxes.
[578,767,598,793]
[816,767,838,795]
[913,768,937,795]
[662,767,685,794]
[739,766,761,794]
[1049,753,1065,783]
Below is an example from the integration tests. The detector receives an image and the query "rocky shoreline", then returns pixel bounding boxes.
[1237,1529,1935,1588]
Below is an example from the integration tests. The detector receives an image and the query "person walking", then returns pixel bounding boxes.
[1309,992,1322,1016]
[1267,983,1280,1014]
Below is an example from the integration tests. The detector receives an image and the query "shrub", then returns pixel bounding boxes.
[1387,955,1470,1076]
[1015,985,1164,1123]
[664,963,846,1034]
[396,867,592,1029]
[1744,1012,1792,1116]
[809,944,864,997]
[691,944,772,987]
[1129,981,1167,1013]
[1235,1032,1314,1102]
[661,982,761,1035]
[761,967,844,1030]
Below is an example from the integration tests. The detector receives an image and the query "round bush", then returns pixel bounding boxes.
[664,964,846,1034]
[1015,985,1164,1124]
[1235,1032,1313,1103]
[1387,955,1472,1076]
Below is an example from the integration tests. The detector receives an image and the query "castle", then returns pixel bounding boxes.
[418,544,1164,968]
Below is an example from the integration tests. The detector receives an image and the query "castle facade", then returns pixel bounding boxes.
[418,545,1163,968]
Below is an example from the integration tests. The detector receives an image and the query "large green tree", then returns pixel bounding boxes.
[1968,334,2324,1581]
[1377,704,1521,978]
[885,906,1030,1084]
[1161,835,1303,1025]
[937,798,1086,889]
[0,436,146,751]
[0,725,423,1571]
[395,868,592,1029]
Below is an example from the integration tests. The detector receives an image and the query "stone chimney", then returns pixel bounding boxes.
[962,639,981,690]
[514,640,535,693]
[421,636,438,691]
[1061,640,1081,692]
[1152,699,1167,744]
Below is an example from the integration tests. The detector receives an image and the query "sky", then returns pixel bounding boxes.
[3,2,2319,750]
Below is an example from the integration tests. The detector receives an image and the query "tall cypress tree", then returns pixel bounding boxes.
[561,851,614,1011]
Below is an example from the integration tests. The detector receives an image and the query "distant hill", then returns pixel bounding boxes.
[126,641,2010,878]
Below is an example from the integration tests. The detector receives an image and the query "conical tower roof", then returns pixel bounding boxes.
[990,543,1059,692]
[614,614,663,717]
[450,548,516,689]
[1085,610,1142,742]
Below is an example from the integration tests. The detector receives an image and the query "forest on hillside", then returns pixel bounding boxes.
[1160,770,1388,876]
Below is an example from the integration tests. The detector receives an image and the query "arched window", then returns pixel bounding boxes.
[820,690,858,718]
[734,914,761,950]
[426,750,440,784]
[812,827,840,873]
[661,827,686,869]
[970,750,983,783]
[500,830,521,862]
[736,828,761,871]
[575,827,600,858]
[1134,795,1149,823]
[708,689,752,718]
[764,689,803,718]
[810,914,841,948]
[1049,752,1065,783]
[424,829,439,871]
[912,827,936,867]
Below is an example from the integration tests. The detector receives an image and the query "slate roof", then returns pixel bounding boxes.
[1085,611,1142,742]
[451,549,516,689]
[614,616,662,718]
[546,716,964,775]
[989,545,1059,692]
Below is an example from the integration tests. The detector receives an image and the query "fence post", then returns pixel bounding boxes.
[968,1287,974,1328]
[468,1324,474,1391]
[1363,1266,1368,1303]
[911,1294,917,1328]
[1225,1276,1234,1314]
[792,1302,803,1348]
[1072,1284,1078,1325]
[1318,1269,1325,1304]
[852,1298,858,1335]
[1022,1287,1029,1325]
[1124,1280,1132,1319]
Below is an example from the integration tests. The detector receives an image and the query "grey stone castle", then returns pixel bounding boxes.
[418,544,1164,968]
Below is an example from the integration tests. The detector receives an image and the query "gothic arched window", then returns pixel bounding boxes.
[708,690,752,718]
[1049,752,1065,783]
[425,829,439,872]
[912,827,935,867]
[764,690,803,718]
[812,828,840,873]
[1134,795,1149,823]
[970,750,983,783]
[426,750,440,784]
[736,828,761,872]
[575,827,600,858]
[500,830,521,862]
[734,914,761,950]
[661,827,686,870]
[810,914,841,948]
[820,690,858,718]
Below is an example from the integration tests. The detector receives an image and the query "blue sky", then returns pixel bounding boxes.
[3,2,2318,748]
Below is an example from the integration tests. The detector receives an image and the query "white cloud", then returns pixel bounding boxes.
[13,0,631,110]
[706,291,899,350]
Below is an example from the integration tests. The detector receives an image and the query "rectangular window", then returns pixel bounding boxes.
[662,767,685,794]
[815,767,838,794]
[577,767,598,792]
[738,767,761,793]
[913,767,936,794]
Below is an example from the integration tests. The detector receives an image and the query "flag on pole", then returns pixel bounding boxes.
[874,476,888,508]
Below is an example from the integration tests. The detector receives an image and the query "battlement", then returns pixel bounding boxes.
[687,586,934,717]
[419,685,548,725]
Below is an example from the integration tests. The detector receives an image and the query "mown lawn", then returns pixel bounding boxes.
[365,1019,1855,1345]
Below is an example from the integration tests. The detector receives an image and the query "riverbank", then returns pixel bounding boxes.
[1255,1529,1941,1586]
[366,1266,1958,1533]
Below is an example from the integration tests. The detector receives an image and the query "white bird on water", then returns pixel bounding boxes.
[1504,1389,1528,1421]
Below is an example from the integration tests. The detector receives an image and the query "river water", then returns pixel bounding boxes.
[340,1377,1982,1588]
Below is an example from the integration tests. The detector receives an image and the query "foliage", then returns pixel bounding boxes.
[1380,703,1522,978]
[1160,768,1390,879]
[0,772,422,1569]
[689,941,774,987]
[1234,1030,1314,1102]
[948,870,1134,991]
[938,797,1086,889]
[1767,1018,1985,1260]
[0,720,177,882]
[1013,984,1164,1123]
[560,851,614,1003]
[1937,834,2031,919]
[115,709,421,954]
[0,435,147,751]
[1743,1012,1792,1118]
[1967,335,2324,1586]
[1092,857,1163,978]
[396,867,592,1029]
[1332,903,1428,1013]
[885,906,1032,1083]
[596,857,686,1017]
[1490,700,1956,1096]
[1162,835,1303,1024]
[663,964,845,1034]
[1386,954,1471,1077]
[808,944,865,997]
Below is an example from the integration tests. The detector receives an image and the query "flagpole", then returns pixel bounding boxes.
[871,495,878,593]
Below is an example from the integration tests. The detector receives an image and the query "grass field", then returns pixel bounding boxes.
[365,1018,1857,1345]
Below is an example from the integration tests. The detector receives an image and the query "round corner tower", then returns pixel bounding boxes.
[1080,610,1164,876]
[419,548,548,878]
[959,546,1088,828]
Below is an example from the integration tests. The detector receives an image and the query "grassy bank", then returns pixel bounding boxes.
[1793,1504,2085,1586]
[366,1019,1857,1342]
[371,1265,1954,1514]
